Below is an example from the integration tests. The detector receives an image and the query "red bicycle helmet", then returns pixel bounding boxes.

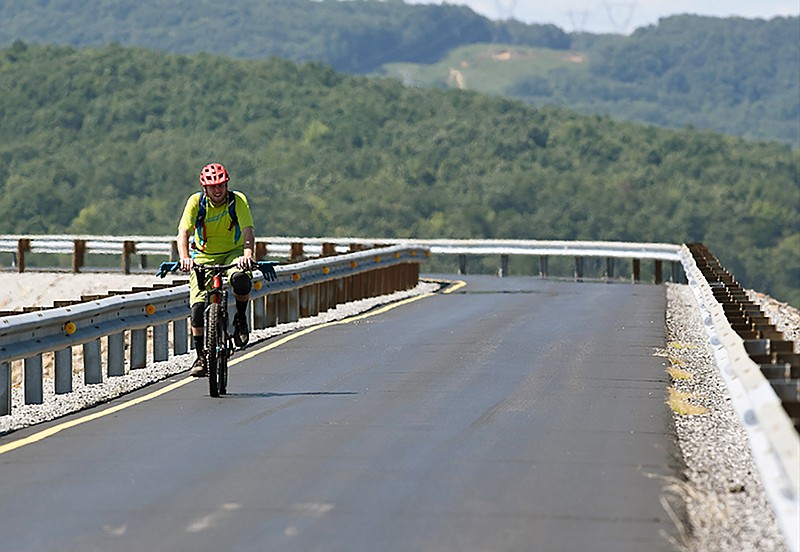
[199,163,230,186]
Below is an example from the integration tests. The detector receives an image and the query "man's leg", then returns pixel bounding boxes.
[188,267,208,377]
[230,270,252,347]
[190,302,207,376]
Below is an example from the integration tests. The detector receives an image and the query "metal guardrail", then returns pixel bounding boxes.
[681,244,799,552]
[0,235,684,282]
[0,245,426,416]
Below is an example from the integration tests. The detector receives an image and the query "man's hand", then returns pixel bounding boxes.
[179,257,194,272]
[237,255,256,271]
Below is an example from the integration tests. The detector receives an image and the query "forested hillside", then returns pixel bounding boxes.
[1,0,797,145]
[512,16,800,145]
[0,0,569,72]
[1,44,797,304]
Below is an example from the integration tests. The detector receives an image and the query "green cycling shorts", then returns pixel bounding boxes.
[189,249,251,306]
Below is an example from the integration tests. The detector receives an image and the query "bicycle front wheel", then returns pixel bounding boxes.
[206,302,223,397]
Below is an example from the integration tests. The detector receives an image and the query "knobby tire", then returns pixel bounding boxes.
[206,302,223,397]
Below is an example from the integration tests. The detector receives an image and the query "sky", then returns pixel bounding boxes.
[403,0,800,34]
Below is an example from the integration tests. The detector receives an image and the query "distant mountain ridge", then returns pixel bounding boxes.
[1,0,797,145]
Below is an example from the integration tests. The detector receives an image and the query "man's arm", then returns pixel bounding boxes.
[177,227,193,271]
[238,226,255,269]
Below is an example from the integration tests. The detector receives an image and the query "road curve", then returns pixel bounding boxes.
[0,275,681,552]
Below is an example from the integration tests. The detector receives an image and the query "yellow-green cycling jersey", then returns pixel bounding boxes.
[178,191,254,257]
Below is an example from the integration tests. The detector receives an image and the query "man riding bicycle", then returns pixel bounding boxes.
[177,162,256,377]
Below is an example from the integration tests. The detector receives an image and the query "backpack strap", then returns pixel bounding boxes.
[194,192,208,247]
[227,191,241,242]
[194,191,240,248]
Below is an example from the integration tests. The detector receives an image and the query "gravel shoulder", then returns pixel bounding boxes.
[662,283,793,552]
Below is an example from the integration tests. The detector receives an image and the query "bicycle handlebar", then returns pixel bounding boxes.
[156,260,278,281]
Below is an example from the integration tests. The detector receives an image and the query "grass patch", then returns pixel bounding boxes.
[668,341,698,350]
[667,365,692,380]
[667,387,709,415]
[381,43,587,96]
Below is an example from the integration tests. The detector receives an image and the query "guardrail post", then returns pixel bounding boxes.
[290,243,305,262]
[632,259,641,282]
[288,290,300,322]
[299,287,310,318]
[500,255,509,277]
[55,348,73,392]
[84,340,102,384]
[266,294,278,327]
[605,257,615,281]
[107,333,125,377]
[122,241,136,274]
[322,243,336,257]
[153,323,169,362]
[72,239,86,273]
[310,284,320,316]
[130,329,147,369]
[277,292,289,323]
[319,280,329,312]
[458,254,467,275]
[255,242,268,261]
[16,238,30,273]
[25,355,43,404]
[654,260,663,284]
[1,361,10,416]
[539,256,549,278]
[170,240,179,261]
[574,256,584,282]
[671,261,682,284]
[253,296,267,330]
[173,318,188,355]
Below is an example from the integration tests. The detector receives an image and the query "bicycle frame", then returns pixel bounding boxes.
[156,260,278,396]
[196,264,235,397]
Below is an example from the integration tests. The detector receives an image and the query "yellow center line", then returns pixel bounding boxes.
[0,287,450,456]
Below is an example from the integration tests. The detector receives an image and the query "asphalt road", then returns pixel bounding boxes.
[0,276,682,552]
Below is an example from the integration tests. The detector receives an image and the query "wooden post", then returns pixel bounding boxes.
[72,239,86,273]
[122,240,136,274]
[290,243,305,262]
[17,238,30,273]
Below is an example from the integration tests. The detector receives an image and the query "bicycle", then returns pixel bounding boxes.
[157,260,278,397]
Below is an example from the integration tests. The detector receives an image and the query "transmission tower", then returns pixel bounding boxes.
[493,0,518,20]
[566,9,590,34]
[603,1,637,33]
